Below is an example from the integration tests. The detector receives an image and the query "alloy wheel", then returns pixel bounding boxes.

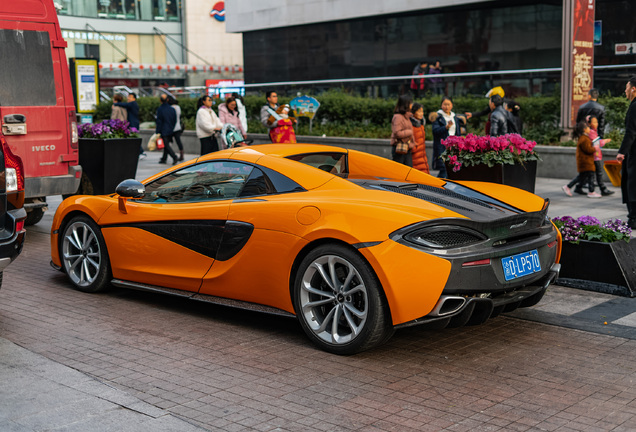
[299,254,369,345]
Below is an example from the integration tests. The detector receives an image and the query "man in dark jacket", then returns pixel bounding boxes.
[489,95,510,137]
[617,76,636,229]
[114,92,144,157]
[576,88,606,137]
[155,93,178,165]
[114,92,140,130]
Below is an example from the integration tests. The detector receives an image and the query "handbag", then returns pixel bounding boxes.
[156,137,165,150]
[395,139,411,155]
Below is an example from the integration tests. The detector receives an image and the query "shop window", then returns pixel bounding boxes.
[152,0,180,21]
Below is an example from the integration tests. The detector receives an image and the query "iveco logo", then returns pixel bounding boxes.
[510,220,528,230]
[32,145,56,151]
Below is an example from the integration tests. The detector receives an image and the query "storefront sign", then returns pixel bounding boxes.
[290,96,320,119]
[570,0,595,126]
[615,43,636,55]
[210,2,225,22]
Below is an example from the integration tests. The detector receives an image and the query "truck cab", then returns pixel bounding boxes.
[0,0,82,225]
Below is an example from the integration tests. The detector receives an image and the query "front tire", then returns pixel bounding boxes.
[293,244,394,355]
[60,215,111,293]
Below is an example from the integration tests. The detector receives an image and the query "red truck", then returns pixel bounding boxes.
[0,0,82,225]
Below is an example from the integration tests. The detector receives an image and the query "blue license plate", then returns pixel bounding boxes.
[502,249,541,281]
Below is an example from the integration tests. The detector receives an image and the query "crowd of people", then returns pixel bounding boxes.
[390,83,523,178]
[109,73,636,229]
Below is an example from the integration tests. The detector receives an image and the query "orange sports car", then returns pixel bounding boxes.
[51,144,561,354]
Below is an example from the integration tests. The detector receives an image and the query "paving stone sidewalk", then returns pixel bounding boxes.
[2,151,634,431]
[0,338,205,431]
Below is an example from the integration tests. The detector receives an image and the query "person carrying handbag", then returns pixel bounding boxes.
[391,94,414,167]
[196,95,223,155]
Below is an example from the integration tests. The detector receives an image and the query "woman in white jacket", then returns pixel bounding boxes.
[196,95,223,155]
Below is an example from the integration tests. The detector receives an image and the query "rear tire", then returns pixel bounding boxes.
[60,215,111,293]
[292,244,394,355]
[24,208,44,226]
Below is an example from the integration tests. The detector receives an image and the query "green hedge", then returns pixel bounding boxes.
[94,90,630,146]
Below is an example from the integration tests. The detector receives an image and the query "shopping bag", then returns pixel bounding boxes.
[156,137,165,150]
[147,133,159,151]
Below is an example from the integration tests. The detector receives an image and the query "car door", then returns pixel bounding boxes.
[97,160,255,292]
[198,164,310,311]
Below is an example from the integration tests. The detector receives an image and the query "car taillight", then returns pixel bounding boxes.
[69,110,78,149]
[1,136,24,192]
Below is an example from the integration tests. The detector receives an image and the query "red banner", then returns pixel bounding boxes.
[570,0,595,126]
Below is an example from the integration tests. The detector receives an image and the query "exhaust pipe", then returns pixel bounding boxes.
[428,295,467,317]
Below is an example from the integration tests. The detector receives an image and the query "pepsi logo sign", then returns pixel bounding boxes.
[210,2,225,22]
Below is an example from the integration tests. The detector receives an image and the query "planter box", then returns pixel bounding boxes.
[557,240,636,297]
[445,160,537,193]
[78,138,142,195]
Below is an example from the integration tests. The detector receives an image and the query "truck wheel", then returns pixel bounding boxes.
[24,208,44,226]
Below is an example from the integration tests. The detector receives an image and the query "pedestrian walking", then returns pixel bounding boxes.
[169,97,184,161]
[410,62,428,98]
[488,94,510,137]
[616,75,636,228]
[465,86,505,135]
[232,92,248,134]
[110,93,127,121]
[573,121,601,198]
[563,115,613,196]
[390,94,414,167]
[428,61,443,95]
[410,102,429,173]
[196,94,223,155]
[260,91,297,143]
[577,88,606,138]
[432,96,463,178]
[218,96,246,142]
[113,92,140,130]
[504,98,523,134]
[155,93,178,165]
[113,92,143,157]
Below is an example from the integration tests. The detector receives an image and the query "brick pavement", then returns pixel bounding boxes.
[2,151,636,431]
[1,227,636,431]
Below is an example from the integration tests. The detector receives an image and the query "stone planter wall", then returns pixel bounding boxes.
[137,129,617,181]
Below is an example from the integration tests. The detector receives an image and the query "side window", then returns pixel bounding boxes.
[0,30,56,107]
[139,161,253,203]
[239,168,275,197]
[286,152,347,175]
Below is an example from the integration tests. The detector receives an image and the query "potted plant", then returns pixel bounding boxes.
[440,133,540,192]
[77,119,141,195]
[552,216,635,297]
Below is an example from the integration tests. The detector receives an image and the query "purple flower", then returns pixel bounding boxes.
[76,119,139,139]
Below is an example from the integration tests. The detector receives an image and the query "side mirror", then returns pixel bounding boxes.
[116,179,145,198]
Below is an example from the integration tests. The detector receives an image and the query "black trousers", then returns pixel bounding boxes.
[577,171,595,192]
[621,152,636,219]
[173,129,184,151]
[200,135,219,155]
[160,134,177,162]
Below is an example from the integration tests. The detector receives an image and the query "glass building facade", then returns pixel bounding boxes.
[58,0,181,22]
[242,0,636,97]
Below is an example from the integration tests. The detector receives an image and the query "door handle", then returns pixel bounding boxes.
[2,114,27,135]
